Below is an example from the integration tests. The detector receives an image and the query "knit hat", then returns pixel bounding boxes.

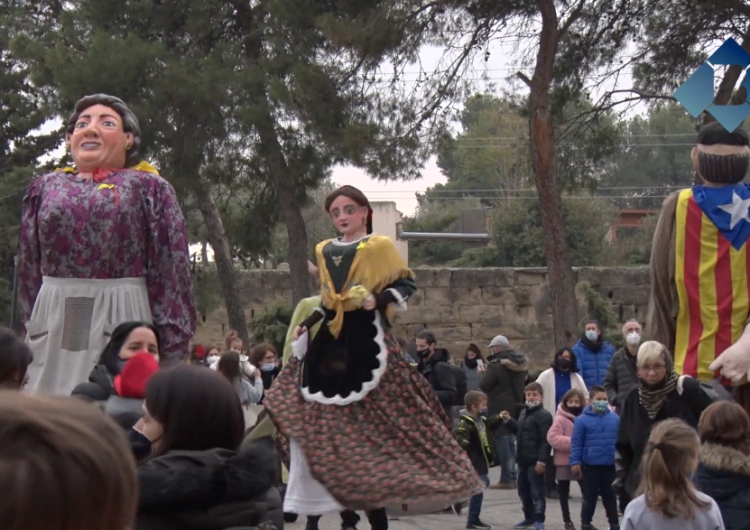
[114,352,159,399]
[194,345,205,359]
[488,335,509,348]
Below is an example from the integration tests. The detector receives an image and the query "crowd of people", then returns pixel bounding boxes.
[4,93,750,530]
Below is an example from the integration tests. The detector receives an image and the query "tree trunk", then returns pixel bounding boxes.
[201,240,209,269]
[194,183,251,348]
[527,0,579,348]
[254,105,311,305]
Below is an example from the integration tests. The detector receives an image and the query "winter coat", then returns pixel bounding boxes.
[455,409,504,475]
[547,406,578,467]
[479,350,528,432]
[104,395,144,430]
[461,361,481,392]
[603,347,639,410]
[615,377,715,498]
[573,337,616,389]
[422,348,458,413]
[71,364,116,401]
[569,405,620,467]
[136,443,283,530]
[696,443,750,530]
[536,367,588,417]
[504,404,553,466]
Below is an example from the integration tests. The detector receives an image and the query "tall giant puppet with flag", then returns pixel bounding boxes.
[648,122,750,407]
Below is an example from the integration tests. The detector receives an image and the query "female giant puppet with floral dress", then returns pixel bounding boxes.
[264,185,480,520]
[18,94,195,395]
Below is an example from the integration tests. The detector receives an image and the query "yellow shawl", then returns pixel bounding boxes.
[282,295,323,363]
[56,160,159,174]
[316,235,414,338]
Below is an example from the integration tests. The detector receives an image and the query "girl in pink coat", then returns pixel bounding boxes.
[547,388,587,530]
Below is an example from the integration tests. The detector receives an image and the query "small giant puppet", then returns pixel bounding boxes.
[648,122,750,400]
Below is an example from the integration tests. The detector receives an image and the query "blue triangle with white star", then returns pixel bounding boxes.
[693,184,750,250]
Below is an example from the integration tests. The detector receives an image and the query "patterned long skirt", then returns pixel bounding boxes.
[264,330,482,513]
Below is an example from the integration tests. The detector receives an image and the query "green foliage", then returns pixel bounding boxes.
[614,214,659,266]
[577,282,624,349]
[192,268,223,322]
[250,303,293,354]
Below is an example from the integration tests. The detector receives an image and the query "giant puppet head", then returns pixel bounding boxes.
[691,122,750,185]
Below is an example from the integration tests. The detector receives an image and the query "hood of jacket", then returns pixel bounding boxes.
[138,441,280,529]
[422,347,450,370]
[697,443,750,501]
[488,349,529,372]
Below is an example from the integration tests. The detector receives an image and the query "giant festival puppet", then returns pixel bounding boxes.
[648,122,750,409]
[18,94,195,395]
[263,185,480,522]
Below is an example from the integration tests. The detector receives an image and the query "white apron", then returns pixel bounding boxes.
[25,276,152,396]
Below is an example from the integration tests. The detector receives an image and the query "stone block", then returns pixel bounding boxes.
[414,268,439,288]
[457,304,492,324]
[409,289,425,307]
[429,325,473,343]
[609,286,650,306]
[481,286,517,306]
[515,268,548,285]
[493,269,516,287]
[451,268,497,288]
[425,287,482,306]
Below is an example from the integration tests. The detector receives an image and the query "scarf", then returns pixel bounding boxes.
[638,369,679,419]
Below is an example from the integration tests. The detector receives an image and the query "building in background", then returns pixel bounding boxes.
[371,201,409,263]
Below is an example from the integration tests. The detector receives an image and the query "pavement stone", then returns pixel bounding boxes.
[295,469,614,530]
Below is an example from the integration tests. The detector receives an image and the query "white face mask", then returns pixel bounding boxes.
[626,332,641,346]
[585,330,598,341]
[207,355,220,365]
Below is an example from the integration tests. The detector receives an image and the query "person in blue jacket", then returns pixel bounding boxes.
[569,385,620,530]
[573,320,616,389]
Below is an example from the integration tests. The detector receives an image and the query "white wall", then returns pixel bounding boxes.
[371,201,409,264]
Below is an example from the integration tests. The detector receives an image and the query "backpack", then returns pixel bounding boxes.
[441,362,467,406]
[677,375,719,401]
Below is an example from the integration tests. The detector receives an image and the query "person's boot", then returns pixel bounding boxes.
[564,522,576,530]
[305,516,321,530]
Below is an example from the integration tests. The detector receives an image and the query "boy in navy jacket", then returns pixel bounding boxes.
[569,385,620,530]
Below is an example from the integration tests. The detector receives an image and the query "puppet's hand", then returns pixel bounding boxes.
[710,342,750,384]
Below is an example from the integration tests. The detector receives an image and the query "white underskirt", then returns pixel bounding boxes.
[284,438,344,515]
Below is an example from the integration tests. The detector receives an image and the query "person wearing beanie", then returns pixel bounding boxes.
[104,352,159,430]
[648,122,750,413]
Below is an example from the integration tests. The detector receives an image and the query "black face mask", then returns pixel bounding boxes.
[566,406,583,416]
[464,357,478,369]
[557,359,573,371]
[417,349,430,359]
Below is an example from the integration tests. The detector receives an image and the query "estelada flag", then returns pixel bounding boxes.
[675,184,750,381]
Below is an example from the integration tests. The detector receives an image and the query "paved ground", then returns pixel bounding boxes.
[292,469,614,530]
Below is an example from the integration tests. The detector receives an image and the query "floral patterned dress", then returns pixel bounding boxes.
[18,165,195,394]
[264,235,481,514]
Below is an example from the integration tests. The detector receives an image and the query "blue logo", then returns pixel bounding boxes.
[673,38,750,131]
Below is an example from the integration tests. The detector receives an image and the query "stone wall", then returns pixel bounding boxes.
[194,266,651,367]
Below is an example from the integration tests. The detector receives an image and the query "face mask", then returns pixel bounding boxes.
[593,400,609,413]
[261,363,277,372]
[557,359,573,370]
[207,355,220,365]
[526,400,541,408]
[626,332,641,346]
[567,406,583,416]
[417,349,430,359]
[464,357,478,369]
[585,330,599,341]
[116,359,128,373]
[479,407,488,416]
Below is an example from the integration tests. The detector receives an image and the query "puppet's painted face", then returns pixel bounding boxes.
[67,104,133,172]
[328,195,367,236]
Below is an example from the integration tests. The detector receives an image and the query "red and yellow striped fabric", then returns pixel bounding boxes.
[675,188,750,381]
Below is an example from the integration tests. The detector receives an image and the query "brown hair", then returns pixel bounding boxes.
[699,401,750,455]
[249,343,278,368]
[0,391,138,530]
[638,418,710,519]
[560,388,587,410]
[525,381,544,395]
[464,390,487,408]
[324,185,373,234]
[225,330,242,351]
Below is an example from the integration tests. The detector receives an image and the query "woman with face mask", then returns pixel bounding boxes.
[615,341,715,511]
[250,343,281,397]
[71,321,160,403]
[462,343,486,392]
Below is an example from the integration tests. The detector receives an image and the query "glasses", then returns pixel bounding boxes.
[637,363,667,373]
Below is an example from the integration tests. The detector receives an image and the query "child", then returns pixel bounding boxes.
[621,418,725,530]
[548,388,587,530]
[569,385,620,530]
[455,390,504,529]
[502,381,554,530]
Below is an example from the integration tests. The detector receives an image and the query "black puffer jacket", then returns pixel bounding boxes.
[696,443,750,530]
[603,347,638,410]
[421,348,458,413]
[504,404,553,466]
[136,443,283,530]
[71,364,115,401]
